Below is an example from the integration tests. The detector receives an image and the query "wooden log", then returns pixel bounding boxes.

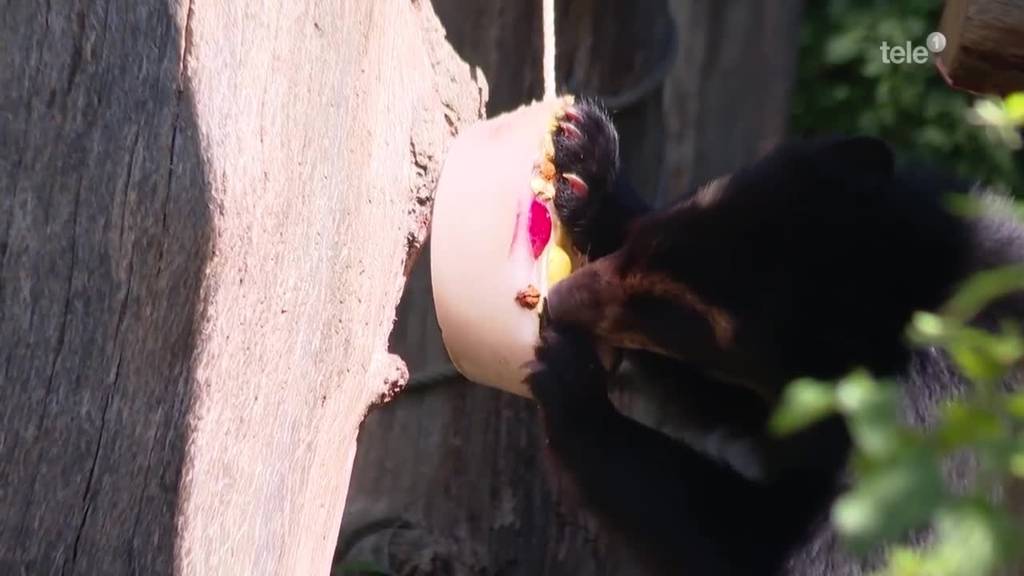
[938,0,1024,95]
[0,0,483,574]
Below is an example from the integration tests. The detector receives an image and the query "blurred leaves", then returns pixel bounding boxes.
[910,309,1024,384]
[1009,391,1024,420]
[784,7,1024,571]
[969,98,1024,150]
[876,502,1020,576]
[936,265,1024,324]
[773,231,1024,575]
[837,372,907,461]
[769,378,835,435]
[833,447,944,552]
[790,1,1024,191]
[937,403,1003,450]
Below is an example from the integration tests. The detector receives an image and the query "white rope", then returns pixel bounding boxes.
[542,0,556,99]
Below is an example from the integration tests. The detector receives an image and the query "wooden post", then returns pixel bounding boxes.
[938,0,1024,94]
[0,0,483,574]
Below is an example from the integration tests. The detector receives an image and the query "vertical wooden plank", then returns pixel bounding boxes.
[662,0,804,198]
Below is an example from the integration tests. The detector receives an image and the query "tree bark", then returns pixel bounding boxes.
[0,1,483,574]
[338,1,803,574]
[662,0,804,196]
[938,0,1024,95]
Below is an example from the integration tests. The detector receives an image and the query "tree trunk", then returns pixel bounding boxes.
[662,0,804,195]
[0,1,483,574]
[338,1,803,574]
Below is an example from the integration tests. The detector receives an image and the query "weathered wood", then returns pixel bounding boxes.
[938,0,1024,95]
[662,0,804,196]
[337,1,803,573]
[0,0,483,574]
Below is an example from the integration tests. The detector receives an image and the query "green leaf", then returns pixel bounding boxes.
[770,378,836,435]
[928,502,1021,576]
[945,326,1024,383]
[1004,92,1024,125]
[834,448,944,552]
[875,502,1023,576]
[1007,391,1024,420]
[970,99,1009,128]
[908,311,951,345]
[837,373,906,460]
[949,345,1004,383]
[876,541,933,573]
[834,371,883,412]
[1011,450,1024,479]
[937,402,1004,450]
[878,547,929,576]
[942,265,1024,324]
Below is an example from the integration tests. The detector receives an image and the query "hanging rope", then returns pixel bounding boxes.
[408,1,559,392]
[542,0,556,99]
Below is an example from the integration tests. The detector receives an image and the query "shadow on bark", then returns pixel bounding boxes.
[0,1,210,573]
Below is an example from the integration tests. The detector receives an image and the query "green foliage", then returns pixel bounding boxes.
[879,502,1020,576]
[769,377,836,435]
[790,0,1024,190]
[774,93,1024,575]
[774,270,1024,573]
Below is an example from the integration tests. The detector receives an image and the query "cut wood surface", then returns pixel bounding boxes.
[0,0,483,574]
[938,0,1024,94]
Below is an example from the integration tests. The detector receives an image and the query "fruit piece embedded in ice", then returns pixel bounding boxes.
[546,244,572,287]
[529,198,552,259]
[515,284,541,309]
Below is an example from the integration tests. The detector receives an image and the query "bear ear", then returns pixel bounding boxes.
[819,136,895,187]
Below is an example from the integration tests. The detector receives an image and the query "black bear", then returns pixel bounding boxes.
[530,98,1023,575]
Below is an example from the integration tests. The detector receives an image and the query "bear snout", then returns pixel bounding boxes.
[545,256,624,335]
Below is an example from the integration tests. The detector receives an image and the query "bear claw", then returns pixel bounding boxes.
[562,173,588,197]
[560,122,582,142]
